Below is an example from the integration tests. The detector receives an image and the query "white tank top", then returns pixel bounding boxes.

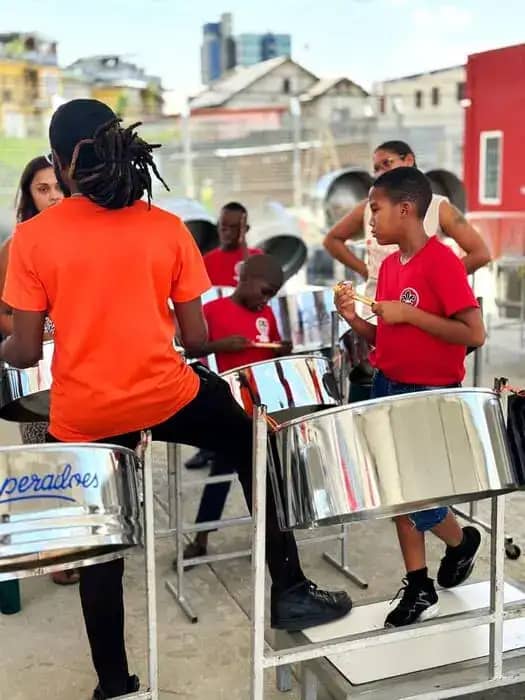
[363,193,448,298]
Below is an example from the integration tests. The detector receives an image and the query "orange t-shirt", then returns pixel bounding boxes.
[3,196,211,442]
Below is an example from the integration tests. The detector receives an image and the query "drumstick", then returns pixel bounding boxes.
[252,342,284,349]
[353,292,375,308]
[333,283,375,308]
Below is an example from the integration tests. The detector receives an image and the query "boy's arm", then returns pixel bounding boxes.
[373,303,485,347]
[185,335,252,358]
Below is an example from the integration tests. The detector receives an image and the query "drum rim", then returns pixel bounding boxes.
[0,441,140,461]
[219,353,329,376]
[272,387,500,431]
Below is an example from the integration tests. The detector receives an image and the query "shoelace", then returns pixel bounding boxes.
[389,578,413,606]
[306,581,337,605]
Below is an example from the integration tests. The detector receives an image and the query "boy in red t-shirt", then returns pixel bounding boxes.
[187,200,263,470]
[203,201,263,287]
[335,167,485,629]
[181,254,291,561]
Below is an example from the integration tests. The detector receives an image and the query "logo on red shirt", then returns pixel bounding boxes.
[233,260,243,283]
[400,287,420,306]
[255,317,270,342]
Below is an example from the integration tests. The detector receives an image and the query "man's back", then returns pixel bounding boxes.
[4,196,210,441]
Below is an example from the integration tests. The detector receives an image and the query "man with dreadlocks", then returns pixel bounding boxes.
[0,99,352,699]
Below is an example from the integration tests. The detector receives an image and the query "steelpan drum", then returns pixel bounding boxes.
[269,388,519,530]
[0,443,141,580]
[270,286,348,353]
[220,355,341,423]
[0,339,53,422]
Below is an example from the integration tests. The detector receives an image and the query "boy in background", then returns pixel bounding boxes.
[181,254,291,562]
[186,200,263,470]
[203,201,262,287]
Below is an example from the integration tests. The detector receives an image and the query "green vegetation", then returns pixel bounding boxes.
[0,136,48,171]
[0,136,48,209]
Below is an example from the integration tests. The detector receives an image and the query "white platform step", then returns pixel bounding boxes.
[302,581,525,685]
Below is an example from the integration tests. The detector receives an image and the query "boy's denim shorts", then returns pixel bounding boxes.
[371,370,460,532]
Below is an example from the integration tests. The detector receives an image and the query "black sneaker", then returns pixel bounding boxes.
[271,579,352,632]
[92,674,139,699]
[185,449,215,470]
[384,578,439,628]
[437,526,482,589]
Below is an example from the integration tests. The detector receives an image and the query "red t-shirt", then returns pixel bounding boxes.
[203,247,263,287]
[372,237,478,385]
[204,296,281,372]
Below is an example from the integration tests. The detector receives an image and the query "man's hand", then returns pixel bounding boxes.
[239,212,249,256]
[334,283,357,322]
[373,301,411,325]
[214,335,252,352]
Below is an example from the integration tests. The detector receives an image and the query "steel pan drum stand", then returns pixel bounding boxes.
[452,374,521,561]
[249,405,525,700]
[128,431,159,700]
[162,439,368,624]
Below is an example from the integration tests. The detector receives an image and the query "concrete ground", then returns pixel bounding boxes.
[2,275,525,699]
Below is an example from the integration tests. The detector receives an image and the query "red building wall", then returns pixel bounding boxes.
[464,44,525,257]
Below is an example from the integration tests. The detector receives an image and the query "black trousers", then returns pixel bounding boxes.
[48,365,304,695]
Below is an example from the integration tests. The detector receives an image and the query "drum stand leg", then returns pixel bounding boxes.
[140,431,159,700]
[251,405,269,700]
[164,443,199,623]
[489,494,505,680]
[322,524,368,589]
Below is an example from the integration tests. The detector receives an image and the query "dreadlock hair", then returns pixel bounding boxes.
[68,118,169,209]
[373,167,432,219]
[49,99,169,210]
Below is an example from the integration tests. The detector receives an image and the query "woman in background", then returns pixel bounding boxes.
[0,156,79,589]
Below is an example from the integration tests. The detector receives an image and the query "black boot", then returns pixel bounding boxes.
[92,674,140,699]
[271,579,352,632]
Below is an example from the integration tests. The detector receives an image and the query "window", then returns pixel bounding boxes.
[282,78,291,94]
[2,90,12,102]
[379,95,386,114]
[431,87,440,106]
[415,90,423,108]
[332,107,350,123]
[479,131,503,205]
[456,82,466,102]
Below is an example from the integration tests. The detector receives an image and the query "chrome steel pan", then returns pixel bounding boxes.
[269,286,348,353]
[0,443,141,580]
[220,355,341,423]
[0,340,53,422]
[269,389,520,530]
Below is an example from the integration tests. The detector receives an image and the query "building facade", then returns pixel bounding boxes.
[201,13,236,84]
[463,43,525,258]
[0,32,60,137]
[65,55,163,119]
[373,65,467,175]
[236,32,291,68]
[200,13,291,84]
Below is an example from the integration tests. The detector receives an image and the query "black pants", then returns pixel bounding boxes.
[48,366,304,695]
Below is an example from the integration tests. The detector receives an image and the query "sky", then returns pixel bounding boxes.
[4,0,525,104]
